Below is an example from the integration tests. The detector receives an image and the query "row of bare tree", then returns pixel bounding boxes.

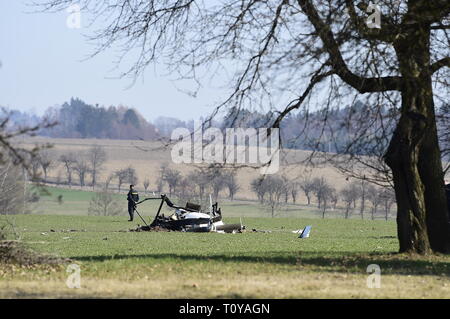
[30,146,145,194]
[87,163,240,216]
[152,163,396,220]
[29,145,108,188]
[251,176,396,219]
[157,164,239,204]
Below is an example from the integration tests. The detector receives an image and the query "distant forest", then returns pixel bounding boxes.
[2,97,448,158]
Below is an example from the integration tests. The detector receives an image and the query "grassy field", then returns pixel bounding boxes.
[1,140,448,298]
[34,185,382,220]
[1,212,449,298]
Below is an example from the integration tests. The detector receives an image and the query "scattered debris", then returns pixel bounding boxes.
[298,226,312,238]
[130,225,171,232]
[47,229,87,233]
[251,229,272,233]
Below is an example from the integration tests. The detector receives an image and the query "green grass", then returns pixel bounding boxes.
[33,186,97,215]
[2,214,450,298]
[1,185,449,298]
[12,214,398,259]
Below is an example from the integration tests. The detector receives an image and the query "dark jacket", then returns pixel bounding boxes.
[127,190,139,204]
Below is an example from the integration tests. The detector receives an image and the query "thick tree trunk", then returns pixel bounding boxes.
[385,109,431,254]
[384,26,449,254]
[418,89,450,253]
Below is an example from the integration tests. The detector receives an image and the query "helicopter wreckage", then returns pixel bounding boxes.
[131,194,245,233]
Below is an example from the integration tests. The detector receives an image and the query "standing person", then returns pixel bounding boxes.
[127,184,139,221]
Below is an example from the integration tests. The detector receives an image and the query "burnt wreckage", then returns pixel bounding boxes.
[133,194,244,233]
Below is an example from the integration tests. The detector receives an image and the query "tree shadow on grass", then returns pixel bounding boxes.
[72,251,450,277]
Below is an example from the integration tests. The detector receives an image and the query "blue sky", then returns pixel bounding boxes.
[0,1,226,121]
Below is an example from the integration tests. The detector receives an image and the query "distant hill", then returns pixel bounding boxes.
[2,98,448,161]
[36,98,158,140]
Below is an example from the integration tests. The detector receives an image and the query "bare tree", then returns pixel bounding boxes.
[223,170,240,201]
[367,185,383,220]
[340,183,360,219]
[176,176,194,203]
[311,177,326,209]
[358,180,369,220]
[300,177,315,206]
[206,166,226,202]
[290,181,300,204]
[0,107,55,170]
[0,163,26,215]
[330,188,338,210]
[124,166,138,186]
[113,166,138,193]
[349,182,360,210]
[0,109,56,240]
[262,176,287,218]
[311,177,335,218]
[37,0,450,253]
[251,177,267,204]
[162,167,182,196]
[281,176,291,204]
[188,169,210,201]
[88,187,123,216]
[156,178,164,194]
[59,153,76,187]
[87,145,107,189]
[379,187,396,221]
[143,178,150,194]
[157,163,169,193]
[114,169,127,193]
[29,155,41,182]
[37,150,55,182]
[73,154,90,187]
[104,173,114,191]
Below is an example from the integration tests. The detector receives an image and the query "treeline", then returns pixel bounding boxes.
[3,98,448,159]
[29,146,140,191]
[220,103,449,158]
[250,175,396,220]
[9,98,158,140]
[156,164,239,203]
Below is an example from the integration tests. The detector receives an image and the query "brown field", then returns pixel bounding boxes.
[16,136,350,202]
